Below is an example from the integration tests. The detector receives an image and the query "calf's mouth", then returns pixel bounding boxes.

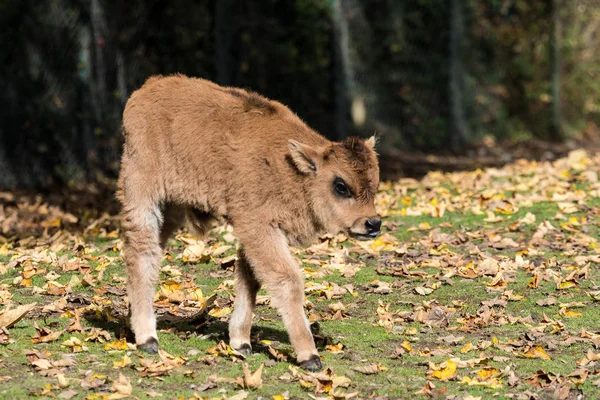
[348,216,382,240]
[349,231,380,240]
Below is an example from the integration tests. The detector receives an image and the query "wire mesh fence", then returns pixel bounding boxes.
[1,0,599,188]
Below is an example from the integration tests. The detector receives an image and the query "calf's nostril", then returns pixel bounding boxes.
[365,217,381,234]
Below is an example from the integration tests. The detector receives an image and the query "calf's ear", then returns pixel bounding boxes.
[365,135,378,150]
[288,140,322,174]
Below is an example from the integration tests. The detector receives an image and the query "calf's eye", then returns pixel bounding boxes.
[333,178,352,198]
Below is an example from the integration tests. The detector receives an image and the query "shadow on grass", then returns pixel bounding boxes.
[81,310,297,358]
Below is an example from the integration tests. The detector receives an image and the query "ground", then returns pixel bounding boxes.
[1,149,600,399]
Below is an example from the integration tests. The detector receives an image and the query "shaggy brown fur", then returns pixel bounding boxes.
[117,74,381,371]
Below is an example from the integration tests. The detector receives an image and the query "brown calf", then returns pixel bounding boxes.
[117,75,381,371]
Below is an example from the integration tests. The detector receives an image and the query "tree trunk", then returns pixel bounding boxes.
[331,0,350,140]
[551,0,562,140]
[449,0,470,150]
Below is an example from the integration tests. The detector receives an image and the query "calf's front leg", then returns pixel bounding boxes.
[238,229,322,371]
[122,202,162,353]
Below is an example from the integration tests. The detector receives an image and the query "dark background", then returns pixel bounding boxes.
[1,0,599,189]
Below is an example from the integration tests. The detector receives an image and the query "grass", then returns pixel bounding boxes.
[2,152,600,399]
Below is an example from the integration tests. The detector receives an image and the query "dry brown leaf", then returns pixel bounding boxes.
[110,372,132,398]
[0,302,36,328]
[57,389,78,399]
[31,323,64,344]
[238,362,264,389]
[352,363,386,375]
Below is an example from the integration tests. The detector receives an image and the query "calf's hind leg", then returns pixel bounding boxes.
[122,200,163,353]
[229,248,261,355]
[159,205,186,248]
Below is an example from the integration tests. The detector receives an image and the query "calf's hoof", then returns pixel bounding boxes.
[137,337,159,354]
[299,355,323,372]
[235,343,252,357]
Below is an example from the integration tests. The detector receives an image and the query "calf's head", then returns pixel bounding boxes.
[289,136,381,240]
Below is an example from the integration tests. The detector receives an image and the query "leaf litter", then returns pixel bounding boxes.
[1,149,600,397]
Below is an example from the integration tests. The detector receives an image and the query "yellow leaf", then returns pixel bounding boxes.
[105,338,128,351]
[299,379,312,389]
[185,287,205,302]
[430,359,457,381]
[528,274,539,289]
[95,260,111,270]
[62,336,88,352]
[418,222,431,230]
[326,343,345,354]
[521,345,551,360]
[41,217,61,228]
[401,341,413,353]
[477,368,501,379]
[557,279,578,290]
[460,375,503,388]
[161,280,182,293]
[370,236,386,250]
[407,222,432,232]
[206,340,246,359]
[495,202,515,215]
[562,309,582,318]
[209,306,233,318]
[19,278,32,288]
[460,342,474,354]
[369,234,398,251]
[485,276,507,290]
[112,354,131,369]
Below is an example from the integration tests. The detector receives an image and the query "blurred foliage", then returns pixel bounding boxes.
[0,0,599,189]
[466,0,555,139]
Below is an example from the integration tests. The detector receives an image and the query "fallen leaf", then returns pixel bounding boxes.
[104,338,128,351]
[31,323,64,344]
[415,287,433,295]
[352,363,385,375]
[110,373,132,398]
[520,345,551,360]
[113,354,132,369]
[57,389,78,399]
[238,362,264,389]
[0,303,36,328]
[430,359,457,381]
